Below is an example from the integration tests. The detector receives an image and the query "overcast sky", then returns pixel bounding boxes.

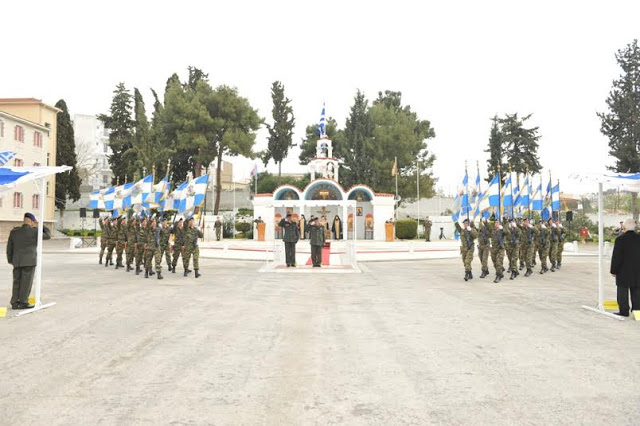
[3,0,639,195]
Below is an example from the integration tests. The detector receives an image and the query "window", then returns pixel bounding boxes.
[32,194,39,209]
[0,197,3,207]
[0,120,4,137]
[47,153,50,166]
[103,142,108,153]
[34,131,42,147]
[13,192,23,208]
[14,125,24,142]
[46,181,50,196]
[33,162,40,167]
[14,158,23,167]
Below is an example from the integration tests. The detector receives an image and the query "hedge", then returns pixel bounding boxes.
[395,219,418,240]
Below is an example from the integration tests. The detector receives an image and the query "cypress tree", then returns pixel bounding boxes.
[54,99,81,210]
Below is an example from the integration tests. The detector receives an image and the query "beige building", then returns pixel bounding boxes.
[210,160,249,190]
[0,98,60,241]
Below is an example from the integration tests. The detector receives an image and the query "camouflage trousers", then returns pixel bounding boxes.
[126,244,135,266]
[99,239,107,260]
[172,246,184,268]
[183,246,200,270]
[135,246,144,268]
[477,245,490,272]
[460,247,474,272]
[549,242,558,267]
[507,246,519,272]
[557,242,564,264]
[106,242,115,262]
[144,247,161,272]
[522,244,535,269]
[116,242,125,265]
[538,245,550,270]
[491,247,505,275]
[159,245,172,267]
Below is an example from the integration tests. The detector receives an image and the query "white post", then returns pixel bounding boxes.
[232,180,236,239]
[598,181,604,309]
[342,203,348,240]
[35,177,45,306]
[417,160,420,237]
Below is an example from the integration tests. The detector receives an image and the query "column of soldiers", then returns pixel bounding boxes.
[98,215,204,280]
[456,216,566,283]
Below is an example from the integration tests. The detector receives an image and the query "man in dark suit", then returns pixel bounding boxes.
[6,212,51,310]
[610,218,640,317]
[278,213,300,267]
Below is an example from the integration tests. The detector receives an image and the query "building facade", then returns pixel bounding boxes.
[72,114,112,189]
[0,103,58,241]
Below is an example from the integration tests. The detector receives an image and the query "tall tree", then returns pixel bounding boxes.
[298,117,342,165]
[499,113,542,175]
[262,81,295,176]
[98,83,135,184]
[598,39,640,220]
[340,90,373,188]
[485,115,504,180]
[54,99,81,211]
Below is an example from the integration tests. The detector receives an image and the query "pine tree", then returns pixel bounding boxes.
[499,113,542,175]
[485,115,504,180]
[54,99,81,211]
[298,117,342,165]
[98,83,135,184]
[341,90,373,187]
[263,81,295,176]
[598,39,640,220]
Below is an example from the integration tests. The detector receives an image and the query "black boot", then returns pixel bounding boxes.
[524,268,532,277]
[464,271,469,282]
[145,270,149,278]
[550,264,556,272]
[519,264,524,271]
[187,269,192,274]
[509,270,515,280]
[171,265,176,273]
[494,274,502,283]
[99,258,103,265]
[468,271,473,280]
[195,269,200,278]
[157,272,163,280]
[150,270,155,276]
[532,260,536,267]
[136,266,140,276]
[557,262,562,269]
[184,269,188,277]
[480,270,487,279]
[105,260,109,268]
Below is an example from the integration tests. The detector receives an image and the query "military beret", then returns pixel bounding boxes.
[462,218,469,224]
[24,212,36,222]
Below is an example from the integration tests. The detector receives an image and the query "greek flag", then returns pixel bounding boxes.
[0,150,17,167]
[477,173,501,212]
[89,188,107,210]
[111,182,134,210]
[518,175,530,210]
[169,181,188,211]
[551,182,560,211]
[317,103,326,137]
[124,174,154,208]
[502,173,514,208]
[102,187,116,211]
[532,177,543,211]
[178,174,208,214]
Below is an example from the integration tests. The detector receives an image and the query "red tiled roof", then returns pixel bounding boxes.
[375,193,395,197]
[0,98,42,103]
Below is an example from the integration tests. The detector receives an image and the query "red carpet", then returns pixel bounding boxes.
[306,242,331,265]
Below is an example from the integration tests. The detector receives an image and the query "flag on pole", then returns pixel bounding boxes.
[178,174,209,214]
[391,157,398,177]
[102,186,116,211]
[551,182,560,211]
[124,173,154,208]
[250,163,258,178]
[112,182,134,210]
[317,103,326,137]
[541,177,552,220]
[502,173,513,208]
[0,151,17,167]
[519,175,530,211]
[532,177,543,211]
[477,174,501,213]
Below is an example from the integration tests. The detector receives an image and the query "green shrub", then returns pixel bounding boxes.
[395,219,418,240]
[235,221,251,234]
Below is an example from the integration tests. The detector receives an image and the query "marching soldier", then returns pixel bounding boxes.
[424,217,433,242]
[144,217,163,280]
[308,216,325,267]
[490,219,506,283]
[159,218,172,269]
[477,217,491,278]
[99,217,108,265]
[105,217,116,267]
[125,217,137,272]
[520,218,539,277]
[115,216,127,269]
[455,218,477,281]
[549,218,559,272]
[135,217,148,275]
[504,218,522,280]
[214,217,222,241]
[537,219,551,274]
[556,219,566,269]
[518,218,526,271]
[171,219,185,273]
[183,217,203,278]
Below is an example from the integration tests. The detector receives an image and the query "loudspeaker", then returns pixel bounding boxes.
[79,208,87,218]
[566,211,573,222]
[93,209,100,219]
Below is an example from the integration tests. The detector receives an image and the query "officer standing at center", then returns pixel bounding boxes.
[279,213,300,267]
[308,216,325,267]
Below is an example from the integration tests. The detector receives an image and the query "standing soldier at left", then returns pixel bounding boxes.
[105,217,116,267]
[99,217,108,265]
[125,217,138,272]
[115,216,127,269]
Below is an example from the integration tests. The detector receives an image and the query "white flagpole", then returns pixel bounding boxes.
[417,159,420,235]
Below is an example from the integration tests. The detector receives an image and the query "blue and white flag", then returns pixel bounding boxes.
[477,173,501,212]
[178,174,208,214]
[551,182,560,211]
[102,186,116,211]
[502,173,514,208]
[0,150,17,167]
[518,175,530,211]
[89,188,107,210]
[532,177,543,211]
[317,103,326,137]
[169,181,188,211]
[125,173,154,207]
[111,182,134,210]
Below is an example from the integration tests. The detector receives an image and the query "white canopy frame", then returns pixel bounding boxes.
[1,166,72,317]
[571,172,640,321]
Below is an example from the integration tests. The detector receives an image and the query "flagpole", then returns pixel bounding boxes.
[527,169,531,220]
[417,159,420,233]
[509,167,514,219]
[465,161,470,222]
[497,164,502,221]
[549,169,553,220]
[394,156,398,223]
[233,179,236,239]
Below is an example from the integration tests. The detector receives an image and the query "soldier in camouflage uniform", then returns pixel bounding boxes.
[504,218,522,280]
[490,219,506,283]
[159,217,172,270]
[99,217,108,264]
[144,217,163,280]
[135,217,148,275]
[556,220,566,269]
[517,218,526,271]
[115,216,127,269]
[183,217,204,278]
[549,218,559,272]
[537,220,551,274]
[477,217,491,278]
[519,218,539,277]
[171,219,185,274]
[455,218,477,281]
[105,218,116,267]
[125,217,138,272]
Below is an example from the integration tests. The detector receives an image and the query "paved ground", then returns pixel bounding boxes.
[1,254,639,425]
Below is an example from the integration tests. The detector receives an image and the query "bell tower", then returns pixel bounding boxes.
[309,137,339,182]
